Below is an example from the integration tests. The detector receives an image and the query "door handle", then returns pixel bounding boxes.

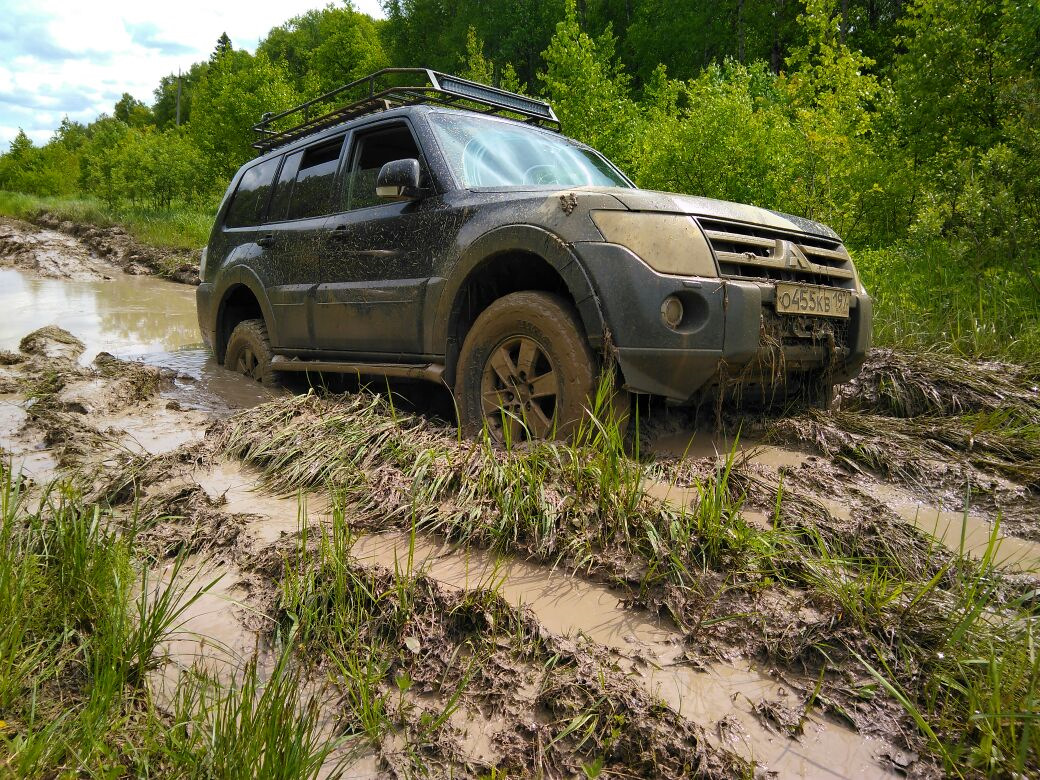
[256,233,275,249]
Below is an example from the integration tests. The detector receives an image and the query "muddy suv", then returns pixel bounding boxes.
[197,69,871,438]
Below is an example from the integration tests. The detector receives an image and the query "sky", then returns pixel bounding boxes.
[0,0,384,151]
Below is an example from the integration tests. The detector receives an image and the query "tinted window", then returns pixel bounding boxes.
[287,136,344,220]
[344,124,422,211]
[267,150,302,222]
[225,157,280,228]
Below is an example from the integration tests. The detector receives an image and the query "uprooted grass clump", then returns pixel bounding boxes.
[772,408,1040,490]
[217,387,1040,776]
[275,506,748,778]
[842,347,1040,421]
[769,347,1040,513]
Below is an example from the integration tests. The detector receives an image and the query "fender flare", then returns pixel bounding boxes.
[430,224,607,375]
[212,264,280,361]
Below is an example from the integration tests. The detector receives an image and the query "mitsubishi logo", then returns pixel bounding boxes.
[781,240,812,271]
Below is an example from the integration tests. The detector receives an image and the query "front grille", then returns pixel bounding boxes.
[699,218,854,288]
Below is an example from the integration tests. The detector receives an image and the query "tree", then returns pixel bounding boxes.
[259,6,387,95]
[114,93,154,128]
[212,32,233,61]
[539,1,637,168]
[189,50,298,186]
[459,27,495,85]
[152,62,209,128]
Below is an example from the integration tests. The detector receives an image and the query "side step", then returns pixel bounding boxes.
[270,356,445,384]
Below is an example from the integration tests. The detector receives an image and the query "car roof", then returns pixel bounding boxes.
[247,104,562,168]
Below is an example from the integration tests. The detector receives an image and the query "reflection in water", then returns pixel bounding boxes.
[0,268,273,411]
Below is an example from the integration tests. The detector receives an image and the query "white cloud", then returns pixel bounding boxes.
[0,0,386,151]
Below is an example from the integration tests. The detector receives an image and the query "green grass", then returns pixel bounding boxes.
[858,242,1040,363]
[0,190,214,252]
[0,464,344,778]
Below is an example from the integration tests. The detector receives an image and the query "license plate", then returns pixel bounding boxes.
[775,283,851,319]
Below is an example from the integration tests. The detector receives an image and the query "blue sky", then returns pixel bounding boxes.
[0,0,384,151]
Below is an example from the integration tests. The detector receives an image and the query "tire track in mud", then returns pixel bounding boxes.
[1,326,933,778]
[3,220,1038,776]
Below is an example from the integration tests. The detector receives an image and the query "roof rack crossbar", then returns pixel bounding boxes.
[251,68,559,154]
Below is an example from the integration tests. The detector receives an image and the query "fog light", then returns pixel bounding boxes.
[661,295,684,329]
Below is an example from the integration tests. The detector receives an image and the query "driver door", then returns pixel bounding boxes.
[313,121,447,356]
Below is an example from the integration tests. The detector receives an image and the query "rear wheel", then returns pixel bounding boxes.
[224,319,279,387]
[455,292,598,441]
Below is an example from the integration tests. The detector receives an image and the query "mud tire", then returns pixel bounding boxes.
[224,319,279,388]
[456,292,599,440]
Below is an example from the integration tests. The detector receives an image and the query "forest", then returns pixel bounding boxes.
[0,0,1037,359]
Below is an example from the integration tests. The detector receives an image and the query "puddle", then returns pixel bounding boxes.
[148,559,263,699]
[865,485,1040,572]
[639,657,897,778]
[194,460,328,545]
[650,430,811,470]
[0,394,58,480]
[350,531,899,778]
[0,267,273,412]
[102,405,209,456]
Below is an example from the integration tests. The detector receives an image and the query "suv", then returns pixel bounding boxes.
[197,69,871,438]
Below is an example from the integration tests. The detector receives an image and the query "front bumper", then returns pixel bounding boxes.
[573,242,872,401]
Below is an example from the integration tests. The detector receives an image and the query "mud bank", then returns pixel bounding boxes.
[0,214,200,284]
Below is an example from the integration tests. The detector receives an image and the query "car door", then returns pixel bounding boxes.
[313,121,451,356]
[260,134,346,349]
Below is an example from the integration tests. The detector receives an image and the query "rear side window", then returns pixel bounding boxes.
[224,157,280,228]
[267,151,303,222]
[286,136,345,220]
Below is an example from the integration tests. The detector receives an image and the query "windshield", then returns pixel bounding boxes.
[428,112,632,189]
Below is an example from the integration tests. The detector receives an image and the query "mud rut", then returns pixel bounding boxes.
[2,216,1039,779]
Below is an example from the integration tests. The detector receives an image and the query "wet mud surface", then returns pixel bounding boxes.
[2,222,1038,777]
[0,214,200,284]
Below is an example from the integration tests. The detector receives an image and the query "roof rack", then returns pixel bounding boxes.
[252,68,560,154]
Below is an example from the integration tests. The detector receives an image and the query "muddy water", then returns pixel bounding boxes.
[867,486,1040,572]
[652,425,1040,572]
[650,429,812,469]
[0,268,273,411]
[0,393,58,479]
[351,532,898,778]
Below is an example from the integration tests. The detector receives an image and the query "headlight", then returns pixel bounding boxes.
[591,210,717,278]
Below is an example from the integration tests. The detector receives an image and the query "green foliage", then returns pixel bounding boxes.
[459,27,495,85]
[631,62,798,207]
[259,6,388,96]
[0,0,1035,359]
[114,92,154,128]
[188,48,298,187]
[539,1,638,168]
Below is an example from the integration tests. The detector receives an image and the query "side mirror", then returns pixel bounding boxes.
[376,159,422,201]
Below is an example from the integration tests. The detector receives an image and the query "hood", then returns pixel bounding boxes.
[607,188,840,241]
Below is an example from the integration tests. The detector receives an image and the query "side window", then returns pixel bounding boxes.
[286,136,345,220]
[344,124,423,212]
[224,157,280,228]
[267,150,303,222]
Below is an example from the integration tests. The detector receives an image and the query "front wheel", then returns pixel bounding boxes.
[455,292,598,441]
[224,319,279,387]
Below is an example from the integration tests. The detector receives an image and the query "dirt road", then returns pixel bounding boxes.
[2,217,1038,778]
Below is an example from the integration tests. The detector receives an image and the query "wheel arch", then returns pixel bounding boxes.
[433,225,607,386]
[212,267,278,363]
